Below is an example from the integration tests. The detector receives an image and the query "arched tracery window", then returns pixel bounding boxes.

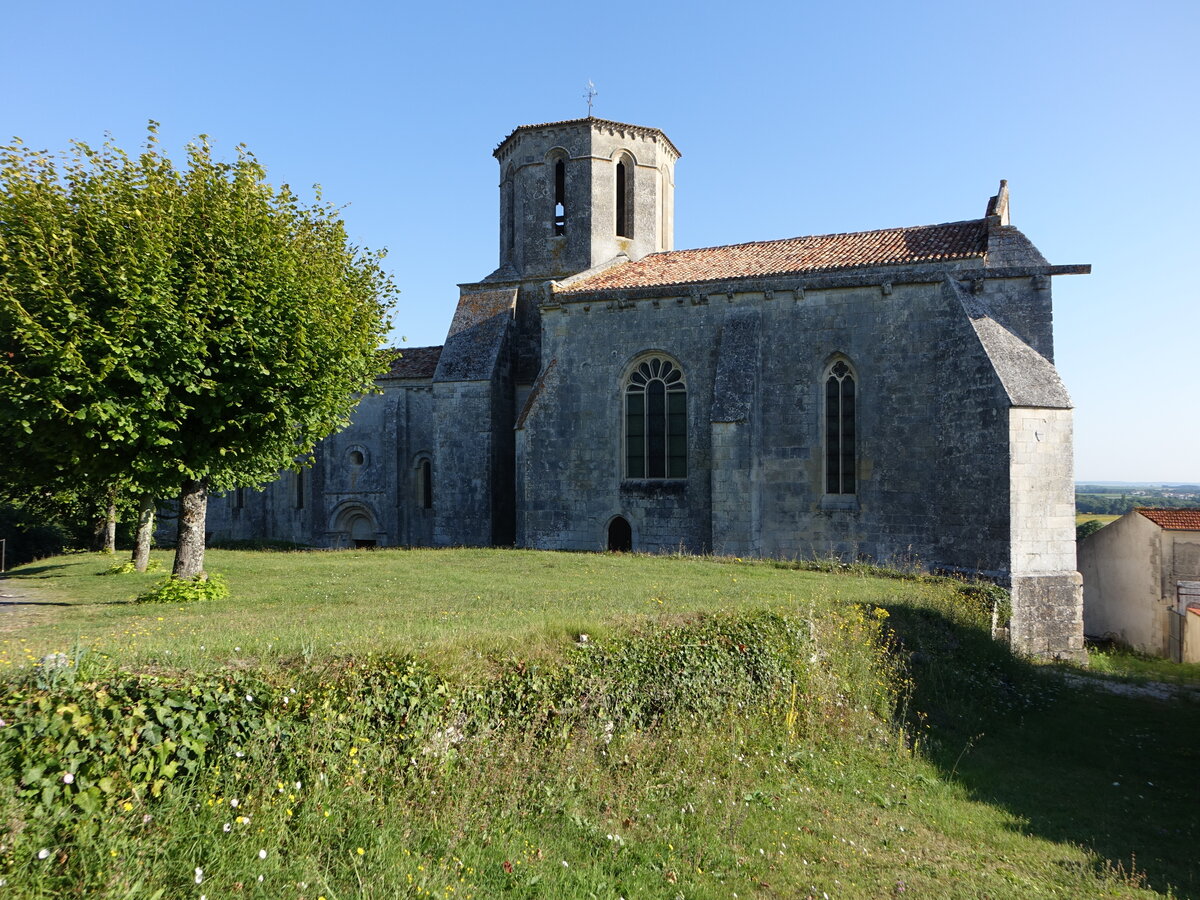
[625,356,687,479]
[825,360,857,495]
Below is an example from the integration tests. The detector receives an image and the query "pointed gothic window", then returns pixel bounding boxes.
[625,356,687,479]
[825,360,857,495]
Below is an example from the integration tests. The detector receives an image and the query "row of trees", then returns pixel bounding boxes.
[1075,493,1200,516]
[1,124,396,577]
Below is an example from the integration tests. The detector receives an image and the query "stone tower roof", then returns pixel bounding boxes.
[493,116,682,160]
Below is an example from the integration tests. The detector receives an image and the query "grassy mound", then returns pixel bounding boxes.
[0,549,1195,898]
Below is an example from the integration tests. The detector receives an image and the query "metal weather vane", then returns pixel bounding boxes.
[584,80,597,116]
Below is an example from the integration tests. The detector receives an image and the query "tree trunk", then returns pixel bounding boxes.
[132,495,155,572]
[172,479,208,579]
[102,493,117,554]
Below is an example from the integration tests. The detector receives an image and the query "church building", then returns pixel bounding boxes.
[206,116,1090,659]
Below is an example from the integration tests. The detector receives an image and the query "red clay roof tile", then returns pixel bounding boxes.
[1136,508,1200,531]
[559,219,989,294]
[380,346,442,380]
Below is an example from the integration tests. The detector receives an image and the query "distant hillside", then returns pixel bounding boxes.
[1076,483,1200,516]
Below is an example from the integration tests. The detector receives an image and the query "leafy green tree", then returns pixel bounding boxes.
[0,125,395,578]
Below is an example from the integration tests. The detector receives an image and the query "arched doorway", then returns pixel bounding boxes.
[607,516,632,552]
[332,503,380,549]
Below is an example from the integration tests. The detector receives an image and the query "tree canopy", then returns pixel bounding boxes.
[0,124,396,576]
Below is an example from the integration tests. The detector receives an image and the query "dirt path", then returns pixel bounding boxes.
[0,578,69,635]
[1061,671,1200,702]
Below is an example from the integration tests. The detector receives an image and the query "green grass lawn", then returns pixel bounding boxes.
[1,548,942,675]
[1076,513,1122,526]
[1,549,1197,898]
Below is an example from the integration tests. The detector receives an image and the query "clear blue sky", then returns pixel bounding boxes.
[4,0,1196,482]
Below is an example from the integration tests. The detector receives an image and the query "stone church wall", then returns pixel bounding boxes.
[521,269,1026,575]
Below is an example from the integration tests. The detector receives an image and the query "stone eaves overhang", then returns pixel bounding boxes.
[493,116,682,161]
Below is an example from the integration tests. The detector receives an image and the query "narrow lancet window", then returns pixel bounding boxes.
[616,161,629,237]
[504,174,515,254]
[825,360,857,495]
[419,458,433,510]
[625,356,687,479]
[553,159,566,236]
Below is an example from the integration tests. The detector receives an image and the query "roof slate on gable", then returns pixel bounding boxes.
[559,220,989,295]
[380,346,443,380]
[1136,508,1200,531]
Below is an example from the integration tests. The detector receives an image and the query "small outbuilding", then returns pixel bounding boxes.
[1079,508,1200,661]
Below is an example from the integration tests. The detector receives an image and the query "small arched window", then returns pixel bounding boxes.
[503,168,515,254]
[625,356,687,479]
[825,360,857,495]
[553,159,566,236]
[615,156,634,238]
[417,457,433,510]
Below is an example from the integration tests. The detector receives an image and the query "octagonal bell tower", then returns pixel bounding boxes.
[493,117,680,281]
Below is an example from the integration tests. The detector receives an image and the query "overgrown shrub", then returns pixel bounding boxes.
[135,573,229,604]
[103,559,162,575]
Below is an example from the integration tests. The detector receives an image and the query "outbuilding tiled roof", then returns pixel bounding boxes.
[559,219,989,294]
[1137,508,1200,531]
[380,346,442,380]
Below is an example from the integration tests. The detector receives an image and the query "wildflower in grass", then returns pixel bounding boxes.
[356,847,365,856]
[194,867,204,884]
[61,772,74,784]
[259,849,267,859]
[223,823,231,833]
[230,798,239,808]
[37,849,50,860]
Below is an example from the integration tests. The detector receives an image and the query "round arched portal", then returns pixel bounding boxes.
[333,504,379,549]
[607,516,632,553]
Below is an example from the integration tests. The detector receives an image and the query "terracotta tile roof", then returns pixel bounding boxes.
[1136,508,1200,531]
[494,117,681,159]
[559,219,989,294]
[380,345,442,380]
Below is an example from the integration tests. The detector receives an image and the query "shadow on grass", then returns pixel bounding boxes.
[0,600,72,607]
[1,564,73,577]
[887,604,1200,898]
